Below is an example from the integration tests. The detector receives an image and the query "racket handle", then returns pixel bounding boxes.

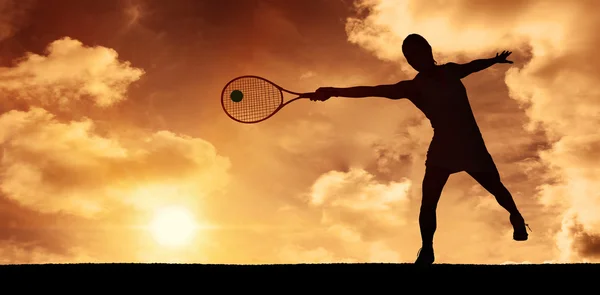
[298,92,316,99]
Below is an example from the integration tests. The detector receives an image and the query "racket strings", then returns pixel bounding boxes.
[222,77,282,123]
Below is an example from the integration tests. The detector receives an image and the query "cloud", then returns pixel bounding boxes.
[279,168,411,263]
[0,107,230,218]
[309,168,411,229]
[0,37,229,221]
[0,35,233,262]
[346,0,575,60]
[0,0,33,41]
[556,211,600,262]
[344,0,600,262]
[0,37,144,108]
[0,239,97,264]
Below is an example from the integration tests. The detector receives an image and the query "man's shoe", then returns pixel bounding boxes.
[415,247,435,265]
[510,214,531,241]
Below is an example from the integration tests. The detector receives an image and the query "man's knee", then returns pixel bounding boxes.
[421,187,443,213]
[486,178,509,195]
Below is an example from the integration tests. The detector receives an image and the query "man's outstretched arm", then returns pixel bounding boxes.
[314,80,414,101]
[450,50,513,79]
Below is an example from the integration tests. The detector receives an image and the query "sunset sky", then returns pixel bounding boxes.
[0,0,599,264]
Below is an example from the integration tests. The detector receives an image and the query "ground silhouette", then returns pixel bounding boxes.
[0,263,596,289]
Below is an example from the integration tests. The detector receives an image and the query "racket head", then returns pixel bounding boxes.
[221,75,284,124]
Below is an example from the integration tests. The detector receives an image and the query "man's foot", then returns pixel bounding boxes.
[510,214,531,241]
[415,247,434,265]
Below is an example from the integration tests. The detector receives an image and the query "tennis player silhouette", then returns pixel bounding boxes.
[312,34,530,265]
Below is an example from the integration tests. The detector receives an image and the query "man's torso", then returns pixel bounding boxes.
[408,64,484,143]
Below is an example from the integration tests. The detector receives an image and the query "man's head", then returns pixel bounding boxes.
[402,34,436,72]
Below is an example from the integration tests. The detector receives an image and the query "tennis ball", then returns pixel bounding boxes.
[230,90,243,102]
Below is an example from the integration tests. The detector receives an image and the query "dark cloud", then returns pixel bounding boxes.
[0,195,75,260]
[567,219,600,259]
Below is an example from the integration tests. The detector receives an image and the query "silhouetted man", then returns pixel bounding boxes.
[312,33,529,265]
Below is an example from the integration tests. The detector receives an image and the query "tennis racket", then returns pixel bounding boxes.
[221,75,316,124]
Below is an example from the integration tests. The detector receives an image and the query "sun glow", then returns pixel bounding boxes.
[150,206,197,248]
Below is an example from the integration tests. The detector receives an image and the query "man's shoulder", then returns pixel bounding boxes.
[442,62,460,71]
[390,79,418,98]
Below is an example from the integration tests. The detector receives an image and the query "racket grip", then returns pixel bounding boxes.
[299,92,316,99]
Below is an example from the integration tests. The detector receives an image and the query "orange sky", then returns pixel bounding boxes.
[0,0,599,264]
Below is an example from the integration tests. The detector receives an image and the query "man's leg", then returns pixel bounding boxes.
[416,166,451,264]
[466,167,529,241]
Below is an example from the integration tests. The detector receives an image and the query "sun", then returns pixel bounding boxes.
[149,206,197,248]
